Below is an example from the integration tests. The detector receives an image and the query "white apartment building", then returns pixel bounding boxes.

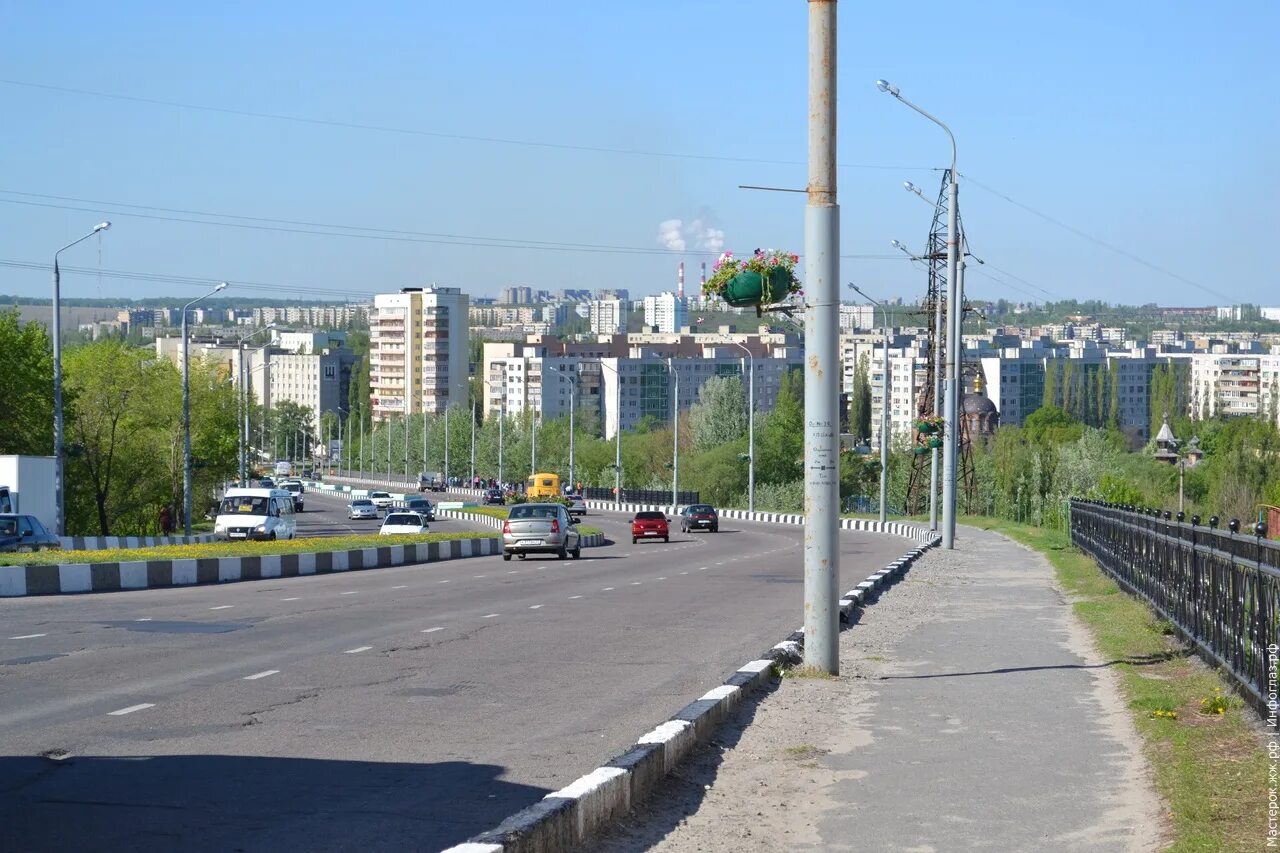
[839,304,876,332]
[1189,352,1280,421]
[588,299,628,335]
[369,286,469,421]
[273,330,347,354]
[245,347,358,430]
[642,292,688,334]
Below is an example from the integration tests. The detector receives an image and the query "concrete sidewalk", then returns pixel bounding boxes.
[592,526,1165,852]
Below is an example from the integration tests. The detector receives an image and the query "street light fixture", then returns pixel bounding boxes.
[876,77,961,549]
[51,221,111,536]
[600,360,623,508]
[235,324,275,483]
[849,284,890,523]
[667,357,679,508]
[182,281,229,535]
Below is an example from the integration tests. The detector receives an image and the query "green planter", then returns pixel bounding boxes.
[723,268,795,308]
[912,446,930,456]
[927,436,943,449]
[915,420,939,435]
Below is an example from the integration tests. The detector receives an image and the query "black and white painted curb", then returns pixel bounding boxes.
[442,531,942,853]
[57,533,218,551]
[0,537,503,597]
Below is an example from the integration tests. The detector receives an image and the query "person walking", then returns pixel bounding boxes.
[158,505,174,536]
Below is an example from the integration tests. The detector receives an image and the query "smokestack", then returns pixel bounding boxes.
[678,262,685,299]
[700,262,707,291]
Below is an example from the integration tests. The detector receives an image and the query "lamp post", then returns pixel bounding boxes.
[444,405,451,487]
[550,366,577,491]
[667,357,679,507]
[877,78,960,549]
[729,342,756,513]
[850,285,890,523]
[601,360,623,507]
[182,281,228,535]
[236,325,275,484]
[51,221,111,536]
[498,403,506,486]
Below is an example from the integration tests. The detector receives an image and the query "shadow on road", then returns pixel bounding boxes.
[0,753,548,852]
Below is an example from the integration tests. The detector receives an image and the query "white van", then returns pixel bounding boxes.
[214,488,297,541]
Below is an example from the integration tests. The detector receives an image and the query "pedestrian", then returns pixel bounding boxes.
[158,505,173,536]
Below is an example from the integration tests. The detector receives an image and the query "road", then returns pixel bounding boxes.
[0,503,913,852]
[294,488,494,538]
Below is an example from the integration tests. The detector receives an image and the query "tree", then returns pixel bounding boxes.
[689,374,747,452]
[755,369,804,485]
[0,310,54,456]
[849,354,872,442]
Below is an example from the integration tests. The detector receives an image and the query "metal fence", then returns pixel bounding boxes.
[581,487,700,505]
[1069,499,1278,713]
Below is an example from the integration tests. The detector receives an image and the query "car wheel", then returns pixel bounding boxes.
[503,552,512,561]
[712,525,718,532]
[632,537,637,544]
[268,532,277,541]
[663,536,669,543]
[557,543,567,560]
[518,553,527,560]
[572,545,581,559]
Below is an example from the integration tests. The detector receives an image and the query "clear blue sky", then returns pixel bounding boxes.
[1,0,1276,308]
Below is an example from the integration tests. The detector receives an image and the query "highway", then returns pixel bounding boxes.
[0,500,912,851]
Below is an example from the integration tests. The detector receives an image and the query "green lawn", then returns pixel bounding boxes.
[0,531,499,567]
[971,517,1266,853]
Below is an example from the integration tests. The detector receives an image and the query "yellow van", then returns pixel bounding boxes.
[526,472,561,498]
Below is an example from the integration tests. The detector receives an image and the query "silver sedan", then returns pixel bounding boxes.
[347,498,379,520]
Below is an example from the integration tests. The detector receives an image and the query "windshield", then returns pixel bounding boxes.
[510,505,561,520]
[635,511,665,520]
[688,505,714,513]
[384,514,421,526]
[351,499,372,506]
[283,483,302,493]
[220,496,270,516]
[371,492,389,498]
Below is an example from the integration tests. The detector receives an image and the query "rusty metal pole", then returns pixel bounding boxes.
[804,0,841,674]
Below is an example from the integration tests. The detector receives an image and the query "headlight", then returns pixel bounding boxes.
[256,524,267,533]
[215,523,226,533]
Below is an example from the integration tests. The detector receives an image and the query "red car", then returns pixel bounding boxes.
[631,511,669,544]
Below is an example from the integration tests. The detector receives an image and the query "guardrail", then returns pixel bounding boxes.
[582,487,700,504]
[1069,499,1277,714]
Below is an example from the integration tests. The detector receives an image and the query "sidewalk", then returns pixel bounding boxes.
[592,526,1166,852]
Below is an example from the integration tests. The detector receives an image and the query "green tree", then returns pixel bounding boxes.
[849,354,872,442]
[689,374,747,452]
[755,369,804,485]
[0,310,54,456]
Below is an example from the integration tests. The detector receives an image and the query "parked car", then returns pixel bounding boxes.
[380,512,429,536]
[631,510,670,544]
[348,498,378,520]
[392,497,435,521]
[0,513,62,553]
[278,480,305,512]
[679,504,719,533]
[502,502,580,561]
[482,489,506,506]
[368,491,394,510]
[565,494,587,518]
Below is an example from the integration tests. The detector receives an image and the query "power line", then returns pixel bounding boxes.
[0,258,367,299]
[0,78,928,172]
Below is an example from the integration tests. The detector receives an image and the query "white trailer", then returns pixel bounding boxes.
[0,455,58,532]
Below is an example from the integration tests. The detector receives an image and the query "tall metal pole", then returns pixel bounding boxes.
[568,382,575,492]
[930,260,943,531]
[804,0,841,674]
[531,409,537,474]
[182,281,226,536]
[498,406,505,485]
[732,343,755,513]
[615,369,622,507]
[851,285,889,524]
[470,402,476,483]
[359,414,364,480]
[668,358,679,507]
[238,340,246,484]
[51,222,110,536]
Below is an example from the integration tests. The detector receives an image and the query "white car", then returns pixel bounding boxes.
[566,494,587,518]
[368,491,394,510]
[380,512,428,536]
[348,498,378,520]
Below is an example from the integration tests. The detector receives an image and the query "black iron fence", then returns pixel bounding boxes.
[582,487,700,505]
[1069,499,1278,713]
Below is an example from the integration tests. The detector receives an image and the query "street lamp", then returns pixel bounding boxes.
[235,325,275,483]
[667,357,679,507]
[51,221,111,536]
[849,284,890,523]
[549,366,577,491]
[600,360,623,508]
[728,342,755,513]
[182,281,229,535]
[876,78,961,549]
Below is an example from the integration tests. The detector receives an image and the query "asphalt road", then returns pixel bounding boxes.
[0,504,913,852]
[293,489,494,539]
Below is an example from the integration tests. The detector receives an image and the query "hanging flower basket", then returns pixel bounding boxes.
[912,446,930,456]
[703,249,802,310]
[915,416,944,435]
[927,436,943,449]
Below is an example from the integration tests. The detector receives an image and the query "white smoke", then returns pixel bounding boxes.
[656,213,725,254]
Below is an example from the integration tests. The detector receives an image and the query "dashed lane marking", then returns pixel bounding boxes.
[569,595,583,600]
[630,581,642,586]
[482,613,500,619]
[209,605,234,610]
[422,627,444,633]
[281,597,301,601]
[243,670,279,680]
[135,618,152,622]
[392,585,408,589]
[339,591,359,596]
[529,605,543,609]
[108,703,155,716]
[8,634,46,640]
[602,587,615,591]
[344,646,373,654]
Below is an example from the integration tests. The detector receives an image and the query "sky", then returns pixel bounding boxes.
[1,0,1276,309]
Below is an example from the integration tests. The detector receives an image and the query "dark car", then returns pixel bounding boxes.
[392,497,435,521]
[0,514,62,553]
[631,510,669,544]
[483,489,506,506]
[680,504,719,533]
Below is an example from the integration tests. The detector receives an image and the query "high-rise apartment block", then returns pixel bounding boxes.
[642,292,688,334]
[588,299,628,335]
[370,286,469,421]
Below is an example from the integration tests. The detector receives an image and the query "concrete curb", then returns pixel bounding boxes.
[0,536,504,597]
[58,533,219,551]
[442,530,942,852]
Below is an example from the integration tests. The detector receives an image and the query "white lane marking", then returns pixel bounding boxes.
[344,646,373,654]
[209,605,234,610]
[680,571,689,575]
[438,579,451,584]
[657,576,667,580]
[474,575,486,578]
[135,618,153,622]
[339,591,359,596]
[507,570,518,574]
[108,703,155,716]
[8,633,47,640]
[529,605,543,610]
[631,581,642,586]
[569,595,583,600]
[281,597,301,601]
[243,670,279,680]
[392,585,408,589]
[421,627,444,633]
[698,567,707,571]
[602,587,615,591]
[482,613,500,619]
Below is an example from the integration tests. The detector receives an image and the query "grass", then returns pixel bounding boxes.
[972,516,1266,853]
[0,531,498,567]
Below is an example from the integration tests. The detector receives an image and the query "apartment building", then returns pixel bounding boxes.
[642,292,688,334]
[369,286,469,421]
[588,299,628,335]
[1189,353,1280,422]
[248,347,359,429]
